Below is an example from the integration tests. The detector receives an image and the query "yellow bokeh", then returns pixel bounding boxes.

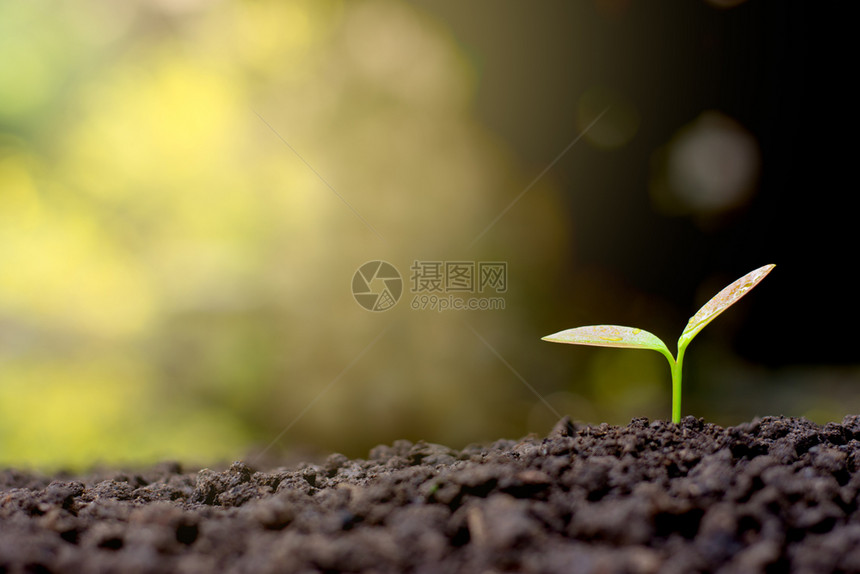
[0,154,152,338]
[0,356,249,469]
[0,0,570,469]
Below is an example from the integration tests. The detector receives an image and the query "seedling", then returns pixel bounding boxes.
[542,264,775,423]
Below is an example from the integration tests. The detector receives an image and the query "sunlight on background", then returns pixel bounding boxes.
[0,0,572,469]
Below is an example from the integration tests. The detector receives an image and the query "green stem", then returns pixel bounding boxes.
[655,347,681,424]
[671,346,687,424]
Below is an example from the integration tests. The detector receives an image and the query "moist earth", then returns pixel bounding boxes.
[2,415,860,574]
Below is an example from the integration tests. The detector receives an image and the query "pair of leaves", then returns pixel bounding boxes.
[542,264,775,359]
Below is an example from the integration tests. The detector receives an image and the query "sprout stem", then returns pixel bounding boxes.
[654,346,683,424]
[671,346,687,424]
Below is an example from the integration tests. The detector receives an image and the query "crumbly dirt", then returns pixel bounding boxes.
[2,415,859,573]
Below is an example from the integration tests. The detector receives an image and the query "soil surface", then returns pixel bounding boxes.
[2,415,860,573]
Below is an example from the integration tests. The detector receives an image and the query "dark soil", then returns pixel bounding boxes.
[2,415,860,573]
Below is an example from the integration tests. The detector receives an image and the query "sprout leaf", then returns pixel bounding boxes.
[542,325,672,358]
[678,263,775,349]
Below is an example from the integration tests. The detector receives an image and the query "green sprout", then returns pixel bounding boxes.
[542,264,775,423]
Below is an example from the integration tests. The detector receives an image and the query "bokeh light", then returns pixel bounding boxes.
[650,111,760,218]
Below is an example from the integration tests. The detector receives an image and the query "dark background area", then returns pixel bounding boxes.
[409,0,853,367]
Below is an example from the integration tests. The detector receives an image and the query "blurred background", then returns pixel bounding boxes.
[0,0,855,469]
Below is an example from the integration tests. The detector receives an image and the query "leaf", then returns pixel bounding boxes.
[542,325,671,357]
[678,263,775,349]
